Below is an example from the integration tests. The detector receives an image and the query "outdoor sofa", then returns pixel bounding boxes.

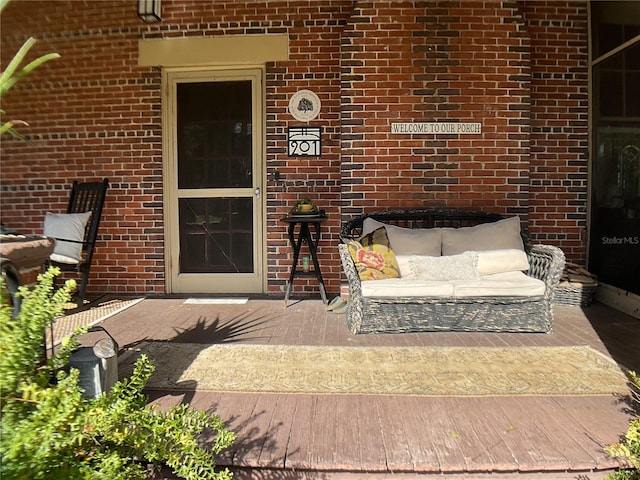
[338,208,565,334]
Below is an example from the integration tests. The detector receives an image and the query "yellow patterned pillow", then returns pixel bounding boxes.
[345,227,400,281]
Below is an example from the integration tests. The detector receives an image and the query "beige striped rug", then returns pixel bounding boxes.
[118,343,630,397]
[46,297,144,349]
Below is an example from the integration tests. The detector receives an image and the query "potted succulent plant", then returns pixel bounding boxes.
[291,198,317,214]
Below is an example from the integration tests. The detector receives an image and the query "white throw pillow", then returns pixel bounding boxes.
[395,255,414,278]
[407,252,479,281]
[476,249,530,275]
[441,216,524,255]
[43,211,91,263]
[362,218,442,256]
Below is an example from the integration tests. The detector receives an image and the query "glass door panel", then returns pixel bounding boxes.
[179,197,254,273]
[178,81,253,189]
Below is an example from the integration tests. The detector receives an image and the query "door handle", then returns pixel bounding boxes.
[254,187,261,198]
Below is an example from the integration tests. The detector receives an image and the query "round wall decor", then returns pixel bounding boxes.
[288,89,321,122]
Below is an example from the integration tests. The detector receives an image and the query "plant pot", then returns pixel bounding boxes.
[298,204,314,213]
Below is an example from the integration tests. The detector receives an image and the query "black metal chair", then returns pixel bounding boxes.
[45,179,109,304]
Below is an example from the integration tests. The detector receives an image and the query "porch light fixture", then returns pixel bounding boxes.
[138,0,161,22]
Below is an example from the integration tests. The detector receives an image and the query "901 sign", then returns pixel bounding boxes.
[288,126,321,157]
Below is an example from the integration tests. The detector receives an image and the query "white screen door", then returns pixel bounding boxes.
[163,69,264,293]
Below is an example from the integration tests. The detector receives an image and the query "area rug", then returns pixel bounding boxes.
[47,297,144,349]
[118,343,630,397]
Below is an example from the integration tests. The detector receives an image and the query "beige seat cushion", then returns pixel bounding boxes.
[361,278,455,298]
[452,271,545,297]
[362,271,544,298]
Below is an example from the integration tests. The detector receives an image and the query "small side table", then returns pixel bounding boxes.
[281,215,328,305]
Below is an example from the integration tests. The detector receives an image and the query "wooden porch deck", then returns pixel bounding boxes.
[94,297,639,479]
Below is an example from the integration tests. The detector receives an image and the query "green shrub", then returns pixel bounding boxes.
[1,268,235,479]
[606,371,640,480]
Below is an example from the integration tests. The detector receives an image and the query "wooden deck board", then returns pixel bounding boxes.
[442,397,510,473]
[551,396,632,469]
[309,395,339,468]
[530,396,604,471]
[373,396,415,471]
[256,394,298,468]
[92,298,640,479]
[419,398,467,473]
[234,395,280,467]
[225,395,263,466]
[357,397,389,472]
[281,394,316,469]
[333,395,366,471]
[493,397,570,472]
[394,397,441,473]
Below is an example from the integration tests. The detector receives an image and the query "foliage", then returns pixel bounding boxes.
[0,268,235,479]
[607,371,640,480]
[0,0,60,139]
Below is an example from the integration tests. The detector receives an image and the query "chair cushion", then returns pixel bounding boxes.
[406,252,480,281]
[43,211,91,263]
[344,227,401,281]
[441,216,524,255]
[361,271,544,298]
[452,271,545,297]
[362,217,441,256]
[361,278,455,297]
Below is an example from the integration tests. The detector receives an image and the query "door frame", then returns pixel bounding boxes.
[161,66,266,294]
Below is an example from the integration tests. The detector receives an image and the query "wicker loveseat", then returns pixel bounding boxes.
[338,208,565,334]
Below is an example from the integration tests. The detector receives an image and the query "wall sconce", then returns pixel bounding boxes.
[138,0,161,22]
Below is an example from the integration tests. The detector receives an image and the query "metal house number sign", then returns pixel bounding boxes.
[288,126,321,157]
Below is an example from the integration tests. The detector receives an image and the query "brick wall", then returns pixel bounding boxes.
[340,1,532,216]
[520,1,589,264]
[0,0,165,295]
[262,2,353,296]
[0,1,589,298]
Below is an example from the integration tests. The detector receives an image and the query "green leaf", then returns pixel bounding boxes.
[0,33,59,139]
[0,50,61,97]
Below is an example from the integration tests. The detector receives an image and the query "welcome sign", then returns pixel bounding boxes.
[391,122,482,134]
